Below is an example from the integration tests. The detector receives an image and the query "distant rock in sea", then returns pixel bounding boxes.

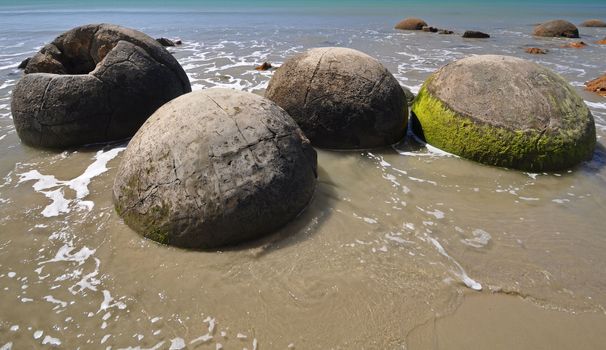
[562,41,587,49]
[156,37,176,46]
[533,20,579,38]
[113,88,317,249]
[411,55,595,171]
[595,38,606,45]
[254,62,272,70]
[265,47,407,149]
[585,74,606,97]
[525,47,548,54]
[462,31,490,38]
[581,19,606,27]
[11,23,191,149]
[394,17,428,30]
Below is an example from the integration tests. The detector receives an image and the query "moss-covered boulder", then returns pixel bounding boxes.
[265,47,407,149]
[113,88,318,249]
[411,55,595,171]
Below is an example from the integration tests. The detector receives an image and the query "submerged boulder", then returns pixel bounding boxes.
[462,31,490,38]
[585,74,606,97]
[113,88,318,249]
[581,19,606,27]
[265,47,407,149]
[395,17,428,30]
[11,23,191,149]
[533,20,579,38]
[156,37,176,46]
[525,47,548,54]
[411,55,595,171]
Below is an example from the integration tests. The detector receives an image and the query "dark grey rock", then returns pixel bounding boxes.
[533,20,579,38]
[462,31,490,38]
[265,47,407,149]
[113,88,318,249]
[156,37,175,46]
[11,23,191,149]
[17,57,30,70]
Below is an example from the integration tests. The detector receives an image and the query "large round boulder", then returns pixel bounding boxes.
[533,20,580,38]
[265,47,407,149]
[394,17,428,30]
[113,88,318,249]
[581,19,606,27]
[11,23,191,149]
[411,55,596,171]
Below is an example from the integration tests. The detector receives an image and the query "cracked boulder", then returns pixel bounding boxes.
[11,23,191,149]
[411,55,595,171]
[113,88,318,249]
[265,47,407,149]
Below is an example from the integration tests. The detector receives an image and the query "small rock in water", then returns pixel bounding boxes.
[394,17,427,30]
[422,26,438,33]
[585,74,606,97]
[581,19,606,27]
[596,38,606,45]
[562,41,587,48]
[462,30,490,38]
[525,47,548,54]
[254,62,272,71]
[438,29,454,34]
[156,37,176,46]
[175,39,182,45]
[18,57,30,69]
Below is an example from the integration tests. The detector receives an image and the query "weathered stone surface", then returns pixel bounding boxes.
[265,47,407,149]
[525,47,548,54]
[562,41,587,48]
[462,31,490,38]
[394,17,428,30]
[17,57,30,69]
[533,20,580,38]
[113,88,318,249]
[11,24,191,149]
[402,85,415,106]
[255,62,272,70]
[585,74,606,97]
[581,19,606,27]
[411,55,596,171]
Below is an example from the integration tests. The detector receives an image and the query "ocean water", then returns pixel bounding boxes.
[1,1,606,349]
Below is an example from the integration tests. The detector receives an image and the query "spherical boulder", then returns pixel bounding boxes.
[394,17,428,30]
[533,20,579,38]
[265,47,407,149]
[581,19,606,27]
[113,88,318,249]
[11,23,191,149]
[411,55,596,171]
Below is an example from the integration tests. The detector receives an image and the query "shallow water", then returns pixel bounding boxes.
[1,1,606,349]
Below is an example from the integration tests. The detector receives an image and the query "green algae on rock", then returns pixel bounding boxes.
[113,88,318,249]
[411,55,596,171]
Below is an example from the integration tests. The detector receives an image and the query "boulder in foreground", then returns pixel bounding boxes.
[533,20,580,38]
[113,88,318,249]
[395,17,428,30]
[265,47,407,149]
[11,24,191,149]
[411,55,595,171]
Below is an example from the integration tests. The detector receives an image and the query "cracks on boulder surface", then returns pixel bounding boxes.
[303,48,331,109]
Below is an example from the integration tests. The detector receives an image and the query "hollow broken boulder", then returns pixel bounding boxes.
[113,88,318,249]
[265,47,407,149]
[11,23,191,149]
[411,55,595,171]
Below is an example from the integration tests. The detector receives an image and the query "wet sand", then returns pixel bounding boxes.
[408,293,606,350]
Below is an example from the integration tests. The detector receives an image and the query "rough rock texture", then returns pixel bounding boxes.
[411,55,596,171]
[533,20,580,38]
[402,86,415,106]
[113,88,318,249]
[11,24,191,149]
[585,74,606,97]
[581,19,606,27]
[597,38,606,45]
[525,47,548,54]
[17,57,30,69]
[462,31,490,38]
[265,47,407,149]
[394,18,428,30]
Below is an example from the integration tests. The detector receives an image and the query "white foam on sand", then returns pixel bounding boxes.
[460,229,492,248]
[425,233,482,291]
[18,147,125,217]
